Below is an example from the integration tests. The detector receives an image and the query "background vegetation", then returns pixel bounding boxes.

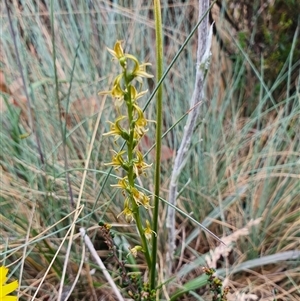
[1,0,299,300]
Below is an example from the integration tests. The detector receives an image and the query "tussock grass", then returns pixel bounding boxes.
[1,1,299,300]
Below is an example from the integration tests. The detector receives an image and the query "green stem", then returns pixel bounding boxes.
[124,74,151,269]
[150,0,163,290]
[133,211,152,268]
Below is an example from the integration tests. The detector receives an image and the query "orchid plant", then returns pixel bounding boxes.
[99,41,157,298]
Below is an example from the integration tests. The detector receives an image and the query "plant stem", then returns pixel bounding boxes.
[124,75,151,269]
[150,0,163,290]
[134,212,152,268]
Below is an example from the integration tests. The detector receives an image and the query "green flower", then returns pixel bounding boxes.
[98,74,125,105]
[117,198,134,223]
[111,74,125,99]
[104,150,127,170]
[103,116,128,142]
[124,54,154,81]
[111,177,130,191]
[127,245,143,258]
[144,220,157,241]
[0,266,18,301]
[131,188,152,209]
[133,150,152,176]
[133,105,148,137]
[139,194,152,209]
[107,40,125,60]
[133,62,154,79]
[107,41,153,81]
[130,85,148,103]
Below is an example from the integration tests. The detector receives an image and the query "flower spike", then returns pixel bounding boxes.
[98,40,153,270]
